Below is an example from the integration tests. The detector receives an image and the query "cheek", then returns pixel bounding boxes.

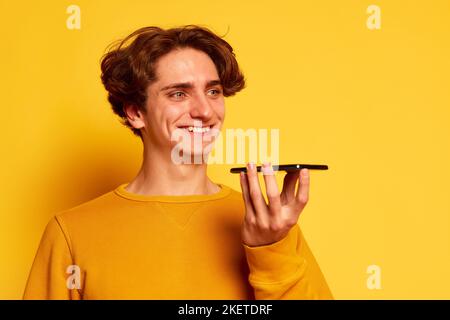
[145,100,184,139]
[153,98,185,122]
[214,100,225,120]
[163,104,186,124]
[164,104,181,116]
[158,104,188,140]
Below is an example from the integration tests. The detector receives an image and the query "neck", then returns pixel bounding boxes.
[125,144,220,196]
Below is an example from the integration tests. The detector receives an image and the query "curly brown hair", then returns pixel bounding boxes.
[100,25,246,138]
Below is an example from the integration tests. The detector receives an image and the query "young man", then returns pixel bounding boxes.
[23,25,333,299]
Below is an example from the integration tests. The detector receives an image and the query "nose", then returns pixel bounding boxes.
[189,92,214,121]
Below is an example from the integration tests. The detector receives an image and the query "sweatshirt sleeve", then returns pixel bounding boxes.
[243,223,333,300]
[23,216,81,300]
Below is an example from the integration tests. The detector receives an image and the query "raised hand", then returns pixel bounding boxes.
[239,162,310,247]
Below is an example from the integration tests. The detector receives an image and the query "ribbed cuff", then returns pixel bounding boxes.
[243,224,306,284]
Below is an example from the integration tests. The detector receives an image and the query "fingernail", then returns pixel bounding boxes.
[248,162,255,170]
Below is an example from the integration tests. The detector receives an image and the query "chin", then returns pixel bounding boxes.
[170,143,213,165]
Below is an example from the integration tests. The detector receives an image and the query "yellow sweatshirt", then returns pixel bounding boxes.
[23,183,333,300]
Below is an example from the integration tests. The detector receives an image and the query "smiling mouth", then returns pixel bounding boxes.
[177,125,214,134]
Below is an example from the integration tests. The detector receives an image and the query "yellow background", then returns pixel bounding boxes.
[1,0,449,299]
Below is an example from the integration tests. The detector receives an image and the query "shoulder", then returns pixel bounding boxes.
[52,188,119,231]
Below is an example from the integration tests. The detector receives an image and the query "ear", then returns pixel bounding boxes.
[123,104,145,130]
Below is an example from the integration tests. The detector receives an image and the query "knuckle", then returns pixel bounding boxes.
[255,219,269,230]
[269,222,283,233]
[245,215,256,225]
[285,217,297,228]
[249,189,259,199]
[298,195,309,205]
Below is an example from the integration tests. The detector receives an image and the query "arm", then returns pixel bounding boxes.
[23,216,81,300]
[243,223,333,299]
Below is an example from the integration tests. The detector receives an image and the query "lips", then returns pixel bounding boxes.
[182,126,210,133]
[177,124,216,134]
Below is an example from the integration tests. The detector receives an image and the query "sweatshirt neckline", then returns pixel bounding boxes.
[114,182,231,203]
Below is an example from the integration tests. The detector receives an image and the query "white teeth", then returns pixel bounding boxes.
[186,126,210,133]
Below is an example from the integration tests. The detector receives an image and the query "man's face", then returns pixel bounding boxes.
[142,47,225,159]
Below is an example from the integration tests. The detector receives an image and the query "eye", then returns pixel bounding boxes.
[208,88,222,96]
[169,91,186,99]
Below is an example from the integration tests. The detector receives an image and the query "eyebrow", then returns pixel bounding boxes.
[160,79,222,92]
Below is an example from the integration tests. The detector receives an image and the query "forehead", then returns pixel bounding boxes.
[154,48,219,84]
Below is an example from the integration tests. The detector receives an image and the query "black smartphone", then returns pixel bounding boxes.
[230,163,328,173]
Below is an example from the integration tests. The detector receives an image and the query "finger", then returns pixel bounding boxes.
[245,162,268,215]
[239,171,256,220]
[295,168,310,206]
[261,162,281,215]
[281,171,300,203]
